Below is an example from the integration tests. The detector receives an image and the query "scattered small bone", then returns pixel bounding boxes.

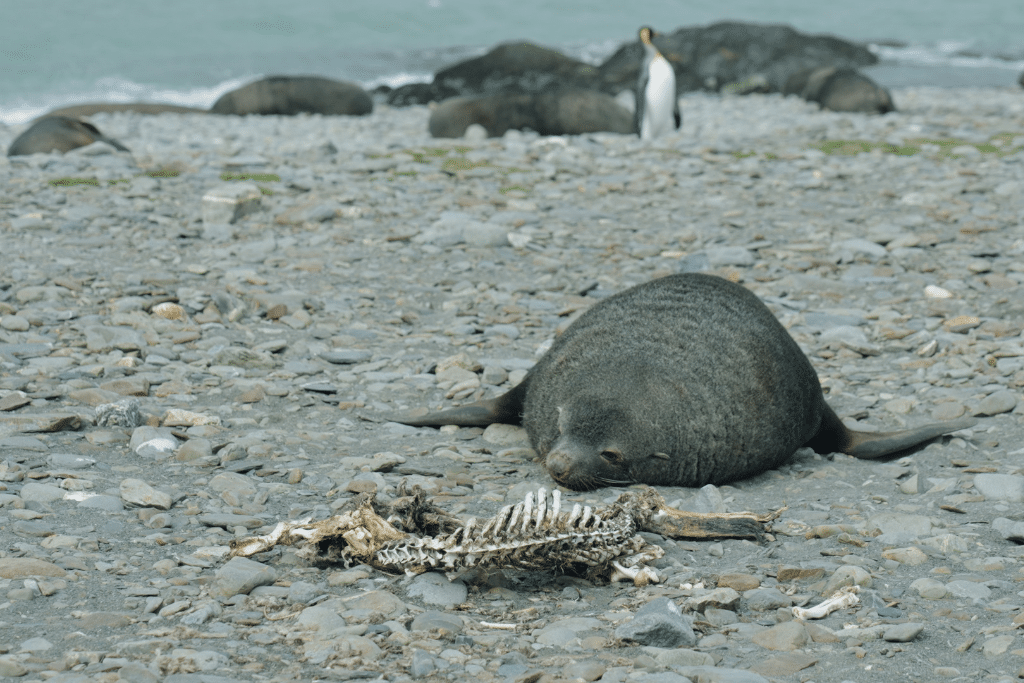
[152,302,187,321]
[480,622,518,630]
[916,340,938,357]
[925,285,953,298]
[792,586,860,620]
[163,409,221,427]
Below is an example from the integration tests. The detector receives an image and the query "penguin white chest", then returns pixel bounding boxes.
[641,57,677,139]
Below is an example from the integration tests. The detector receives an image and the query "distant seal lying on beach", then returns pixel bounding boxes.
[784,67,895,114]
[7,116,130,156]
[211,76,373,116]
[429,88,632,138]
[45,103,206,118]
[391,274,974,490]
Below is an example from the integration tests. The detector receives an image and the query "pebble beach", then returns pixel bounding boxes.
[1,86,1024,682]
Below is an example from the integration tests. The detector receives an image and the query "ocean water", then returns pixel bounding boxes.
[1,0,1022,125]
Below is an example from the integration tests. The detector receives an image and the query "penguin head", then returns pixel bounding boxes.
[638,26,656,45]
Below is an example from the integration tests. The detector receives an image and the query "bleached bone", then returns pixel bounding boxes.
[229,485,777,585]
[792,585,861,620]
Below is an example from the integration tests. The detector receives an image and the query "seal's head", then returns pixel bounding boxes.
[543,396,643,490]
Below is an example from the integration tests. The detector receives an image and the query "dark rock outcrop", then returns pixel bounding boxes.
[390,42,600,106]
[599,21,878,96]
[212,76,373,116]
[429,88,632,138]
[785,66,895,113]
[389,23,878,108]
[7,116,130,156]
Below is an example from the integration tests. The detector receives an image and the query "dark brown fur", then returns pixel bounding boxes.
[7,116,129,156]
[392,274,974,490]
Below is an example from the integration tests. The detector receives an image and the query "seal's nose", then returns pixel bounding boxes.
[545,450,572,480]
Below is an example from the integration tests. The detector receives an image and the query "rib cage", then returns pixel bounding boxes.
[373,488,655,573]
[231,486,665,577]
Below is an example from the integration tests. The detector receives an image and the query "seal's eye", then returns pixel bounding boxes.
[600,448,624,464]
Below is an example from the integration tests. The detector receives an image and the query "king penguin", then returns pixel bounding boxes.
[634,26,680,139]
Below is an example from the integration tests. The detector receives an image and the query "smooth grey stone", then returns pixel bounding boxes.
[120,479,172,509]
[677,252,711,273]
[945,580,991,600]
[974,474,1024,503]
[670,667,769,683]
[743,588,793,611]
[406,572,467,608]
[993,517,1024,542]
[0,436,48,451]
[411,610,463,634]
[803,312,866,329]
[77,495,124,511]
[974,390,1018,416]
[19,482,64,503]
[180,602,222,626]
[615,597,695,648]
[320,350,372,364]
[211,557,277,599]
[883,622,924,642]
[47,453,95,469]
[287,581,320,604]
[836,238,887,258]
[13,520,55,537]
[410,649,436,678]
[706,246,755,266]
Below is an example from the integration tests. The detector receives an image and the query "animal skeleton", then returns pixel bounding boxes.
[230,485,778,585]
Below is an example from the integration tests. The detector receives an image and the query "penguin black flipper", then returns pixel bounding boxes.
[387,379,528,428]
[633,63,649,136]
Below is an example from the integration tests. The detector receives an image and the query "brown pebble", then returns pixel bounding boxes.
[0,392,31,412]
[266,304,288,320]
[718,573,760,591]
[287,468,303,485]
[777,567,825,582]
[238,386,265,403]
[346,480,377,494]
[337,400,366,410]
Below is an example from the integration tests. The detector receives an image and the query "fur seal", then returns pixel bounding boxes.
[784,67,895,114]
[428,89,633,138]
[391,274,975,490]
[634,26,680,139]
[7,116,130,157]
[210,76,372,116]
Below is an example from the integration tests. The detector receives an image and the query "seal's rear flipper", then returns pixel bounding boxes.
[845,416,977,460]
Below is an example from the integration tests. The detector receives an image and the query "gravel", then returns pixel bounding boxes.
[0,86,1023,682]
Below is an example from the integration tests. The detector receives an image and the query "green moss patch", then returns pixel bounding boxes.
[220,172,281,182]
[49,177,100,187]
[815,135,1023,159]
